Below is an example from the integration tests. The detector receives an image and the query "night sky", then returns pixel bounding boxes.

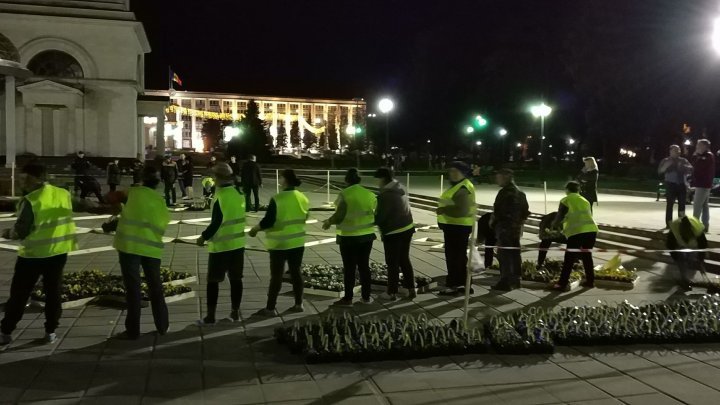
[131,0,720,154]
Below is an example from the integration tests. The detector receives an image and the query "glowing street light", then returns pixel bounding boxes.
[684,139,692,146]
[223,126,241,140]
[465,126,475,134]
[475,141,482,146]
[516,142,522,148]
[346,125,357,135]
[498,128,508,136]
[568,138,575,145]
[378,97,394,153]
[530,102,552,212]
[314,117,323,124]
[475,115,488,127]
[713,16,720,54]
[530,103,552,119]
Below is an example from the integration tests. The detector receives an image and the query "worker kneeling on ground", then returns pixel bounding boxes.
[667,215,707,292]
[551,181,599,291]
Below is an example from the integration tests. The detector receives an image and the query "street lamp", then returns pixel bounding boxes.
[498,128,508,136]
[378,98,394,154]
[223,126,241,141]
[713,16,720,54]
[475,141,482,146]
[530,102,552,213]
[475,115,488,127]
[465,126,475,134]
[568,138,575,145]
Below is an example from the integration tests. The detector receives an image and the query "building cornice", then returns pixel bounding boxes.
[144,90,366,106]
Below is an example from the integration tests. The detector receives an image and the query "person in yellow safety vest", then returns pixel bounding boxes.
[113,166,171,339]
[0,162,77,346]
[249,169,309,316]
[551,181,600,291]
[323,168,377,307]
[667,215,708,291]
[196,163,246,325]
[436,161,476,296]
[202,176,215,200]
[373,167,417,301]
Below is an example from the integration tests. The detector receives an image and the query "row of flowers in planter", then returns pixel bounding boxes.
[30,268,196,304]
[297,263,434,293]
[275,295,720,362]
[488,259,638,288]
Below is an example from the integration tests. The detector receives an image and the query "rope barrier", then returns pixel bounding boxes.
[477,244,713,254]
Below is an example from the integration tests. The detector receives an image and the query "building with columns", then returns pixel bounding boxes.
[143,90,366,153]
[0,0,155,166]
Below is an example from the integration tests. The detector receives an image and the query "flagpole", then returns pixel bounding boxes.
[168,66,174,91]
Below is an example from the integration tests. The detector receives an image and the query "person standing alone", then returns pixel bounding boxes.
[577,157,599,212]
[437,162,476,296]
[374,168,416,301]
[107,159,121,192]
[491,169,529,292]
[196,163,246,324]
[161,155,179,206]
[658,145,692,226]
[241,155,262,212]
[691,139,715,232]
[1,163,77,346]
[71,150,91,195]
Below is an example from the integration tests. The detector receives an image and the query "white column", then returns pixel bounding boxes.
[67,107,76,155]
[75,108,84,153]
[137,116,144,158]
[5,76,16,168]
[52,108,62,156]
[156,113,165,155]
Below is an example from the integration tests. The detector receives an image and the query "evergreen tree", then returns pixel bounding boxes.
[327,120,338,150]
[229,99,267,158]
[303,132,317,150]
[319,133,327,150]
[290,120,301,148]
[201,119,223,152]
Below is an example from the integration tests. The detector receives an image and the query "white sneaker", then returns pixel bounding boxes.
[45,333,57,344]
[378,292,397,301]
[360,297,374,305]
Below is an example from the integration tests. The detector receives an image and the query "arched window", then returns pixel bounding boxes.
[28,50,83,78]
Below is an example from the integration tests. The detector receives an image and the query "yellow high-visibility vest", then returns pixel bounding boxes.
[560,192,599,238]
[336,184,376,237]
[113,186,170,259]
[265,190,309,250]
[437,178,476,226]
[669,215,705,249]
[19,184,77,258]
[208,186,246,253]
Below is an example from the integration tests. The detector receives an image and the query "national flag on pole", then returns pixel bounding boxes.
[172,72,183,87]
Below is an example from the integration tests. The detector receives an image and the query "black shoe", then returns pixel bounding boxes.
[115,331,140,340]
[229,310,240,322]
[438,287,460,296]
[457,287,475,295]
[581,281,594,289]
[512,280,521,289]
[491,283,512,292]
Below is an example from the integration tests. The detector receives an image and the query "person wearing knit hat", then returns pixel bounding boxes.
[437,161,477,295]
[249,169,309,316]
[196,161,247,325]
[323,168,378,306]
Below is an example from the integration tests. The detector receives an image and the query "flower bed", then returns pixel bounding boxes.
[160,267,197,286]
[294,264,435,296]
[275,313,487,363]
[592,265,638,289]
[98,284,195,305]
[485,260,582,290]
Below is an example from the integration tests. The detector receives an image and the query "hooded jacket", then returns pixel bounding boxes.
[375,179,414,236]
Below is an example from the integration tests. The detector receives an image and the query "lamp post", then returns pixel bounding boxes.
[378,98,394,156]
[346,125,361,168]
[530,102,552,213]
[498,127,508,162]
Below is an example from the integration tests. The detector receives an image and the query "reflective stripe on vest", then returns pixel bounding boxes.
[208,186,246,253]
[386,223,415,236]
[437,178,476,226]
[336,184,377,237]
[266,190,309,250]
[19,184,77,258]
[561,193,599,238]
[113,186,170,259]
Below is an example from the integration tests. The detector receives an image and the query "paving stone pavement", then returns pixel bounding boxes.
[0,180,719,404]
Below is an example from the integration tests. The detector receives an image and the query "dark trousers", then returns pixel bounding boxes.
[109,184,118,192]
[266,247,305,310]
[442,225,472,288]
[558,232,597,286]
[383,229,415,294]
[178,179,186,197]
[671,252,699,284]
[164,181,176,206]
[340,241,373,300]
[665,182,687,224]
[206,248,245,318]
[243,185,260,211]
[483,233,497,269]
[118,252,168,338]
[81,185,104,203]
[537,239,553,267]
[497,235,521,285]
[73,176,82,195]
[1,254,67,335]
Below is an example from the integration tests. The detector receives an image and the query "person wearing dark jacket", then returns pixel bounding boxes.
[658,145,693,225]
[667,215,708,291]
[176,154,189,198]
[374,168,416,301]
[195,163,246,325]
[323,169,377,306]
[79,175,104,203]
[107,159,121,192]
[491,169,529,292]
[241,154,262,212]
[131,159,144,186]
[476,212,497,269]
[180,154,194,200]
[71,151,91,195]
[537,212,567,267]
[691,139,715,231]
[577,157,599,211]
[229,155,241,184]
[161,156,179,206]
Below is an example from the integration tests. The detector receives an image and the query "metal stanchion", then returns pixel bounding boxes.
[276,169,280,194]
[327,170,331,203]
[544,181,548,214]
[462,220,478,328]
[11,161,15,197]
[440,174,444,195]
[406,173,410,195]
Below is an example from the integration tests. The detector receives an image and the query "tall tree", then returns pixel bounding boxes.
[290,120,301,148]
[229,99,268,159]
[201,119,223,151]
[327,119,338,150]
[303,131,317,150]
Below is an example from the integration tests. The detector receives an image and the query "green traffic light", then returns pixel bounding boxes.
[475,115,488,127]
